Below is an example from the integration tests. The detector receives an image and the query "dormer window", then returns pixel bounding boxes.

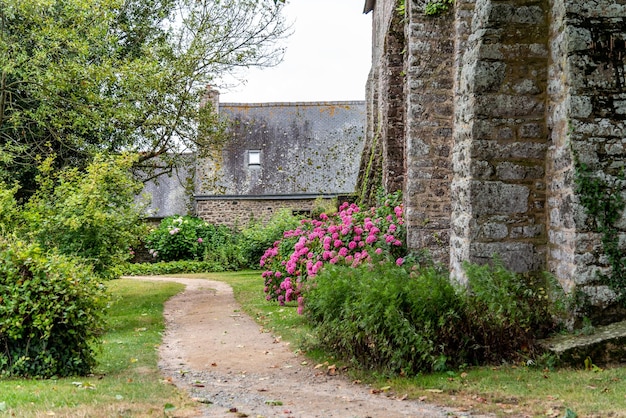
[248,150,261,166]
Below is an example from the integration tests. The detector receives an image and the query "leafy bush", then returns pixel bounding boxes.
[24,154,148,278]
[239,209,304,269]
[145,215,243,267]
[261,192,406,313]
[305,261,465,375]
[122,260,231,275]
[0,239,107,378]
[301,257,567,376]
[463,259,567,363]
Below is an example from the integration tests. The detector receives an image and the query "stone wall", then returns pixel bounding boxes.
[404,0,456,264]
[547,0,626,321]
[195,197,319,228]
[364,0,626,321]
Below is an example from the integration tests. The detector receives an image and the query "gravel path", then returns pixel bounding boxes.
[131,276,491,418]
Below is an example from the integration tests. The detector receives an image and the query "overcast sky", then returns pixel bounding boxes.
[219,0,372,103]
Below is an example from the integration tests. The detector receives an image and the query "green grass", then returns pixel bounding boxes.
[175,271,626,418]
[0,279,197,417]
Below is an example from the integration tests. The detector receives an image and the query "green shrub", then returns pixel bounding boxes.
[304,261,465,375]
[302,257,568,375]
[463,259,567,363]
[239,208,303,269]
[145,215,243,267]
[121,260,230,275]
[24,154,148,279]
[0,239,107,378]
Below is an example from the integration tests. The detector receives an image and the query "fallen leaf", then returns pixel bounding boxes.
[426,389,443,393]
[327,364,337,376]
[229,407,238,412]
[380,386,391,392]
[418,396,427,402]
[265,400,283,406]
[211,363,217,367]
[397,394,408,401]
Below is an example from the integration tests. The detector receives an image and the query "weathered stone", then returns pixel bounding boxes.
[471,182,529,215]
[540,320,626,366]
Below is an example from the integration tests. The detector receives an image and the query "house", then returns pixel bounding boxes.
[194,91,366,227]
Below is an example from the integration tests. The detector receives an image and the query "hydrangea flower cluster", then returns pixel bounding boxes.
[261,198,406,314]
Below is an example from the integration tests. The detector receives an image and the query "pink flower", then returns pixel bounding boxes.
[338,247,348,257]
[348,241,357,250]
[197,237,203,243]
[333,239,343,248]
[365,235,377,244]
[396,257,404,266]
[375,248,383,255]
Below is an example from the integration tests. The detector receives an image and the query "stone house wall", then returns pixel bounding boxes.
[363,0,626,321]
[195,197,322,229]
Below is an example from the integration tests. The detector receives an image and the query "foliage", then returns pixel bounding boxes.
[305,261,464,375]
[463,260,568,364]
[239,208,304,269]
[23,154,148,279]
[574,162,626,302]
[0,279,196,416]
[0,239,107,378]
[144,215,244,267]
[301,256,566,375]
[424,0,454,16]
[122,260,232,276]
[261,192,406,313]
[0,0,289,196]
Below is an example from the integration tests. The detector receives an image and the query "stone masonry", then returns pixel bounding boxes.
[362,0,626,321]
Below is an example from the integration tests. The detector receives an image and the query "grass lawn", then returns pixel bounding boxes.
[0,279,197,417]
[180,271,626,418]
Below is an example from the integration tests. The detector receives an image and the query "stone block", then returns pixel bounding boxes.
[471,181,529,215]
[469,242,544,273]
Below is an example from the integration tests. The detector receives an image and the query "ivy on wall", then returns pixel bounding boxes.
[574,159,626,301]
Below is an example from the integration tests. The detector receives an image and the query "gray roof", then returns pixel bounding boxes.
[200,101,366,197]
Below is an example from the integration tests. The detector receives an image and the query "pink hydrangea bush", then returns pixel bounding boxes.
[260,195,406,314]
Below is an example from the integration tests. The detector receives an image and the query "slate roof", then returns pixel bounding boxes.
[196,101,366,197]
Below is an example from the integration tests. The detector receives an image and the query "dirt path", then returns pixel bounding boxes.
[131,276,488,418]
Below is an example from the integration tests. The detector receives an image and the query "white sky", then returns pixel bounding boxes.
[219,0,372,103]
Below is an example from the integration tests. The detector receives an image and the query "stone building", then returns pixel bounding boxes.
[195,94,366,227]
[361,0,626,321]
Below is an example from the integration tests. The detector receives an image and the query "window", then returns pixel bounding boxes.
[248,150,261,166]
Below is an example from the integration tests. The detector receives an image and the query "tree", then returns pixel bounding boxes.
[0,0,289,197]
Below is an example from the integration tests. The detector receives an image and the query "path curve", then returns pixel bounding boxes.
[130,276,487,418]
